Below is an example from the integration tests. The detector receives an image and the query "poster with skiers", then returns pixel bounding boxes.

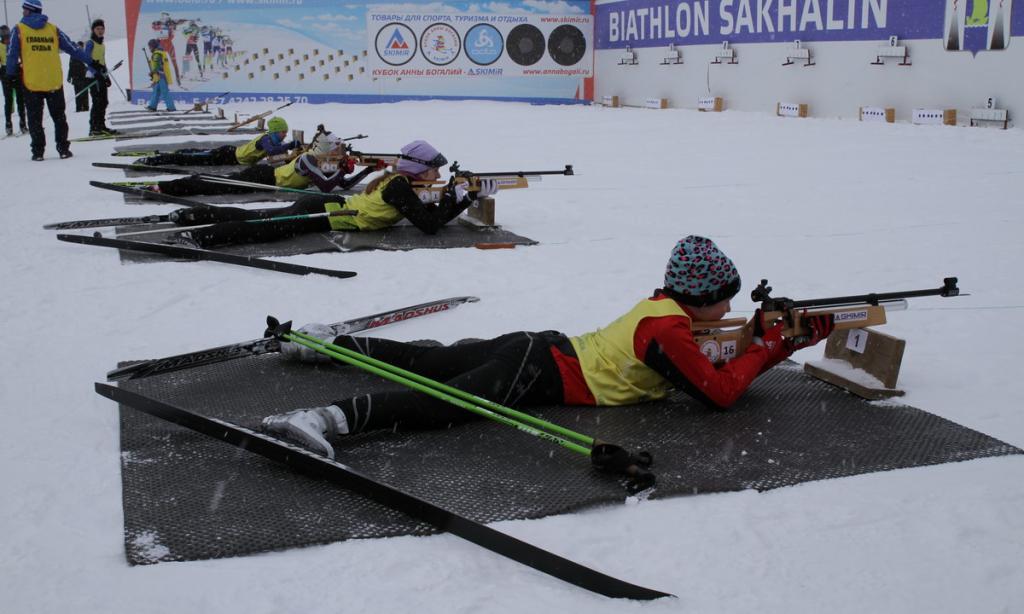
[124,0,594,106]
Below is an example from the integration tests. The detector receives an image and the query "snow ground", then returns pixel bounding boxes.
[2,50,1023,614]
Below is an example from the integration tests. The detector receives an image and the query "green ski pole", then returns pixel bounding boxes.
[287,326,596,447]
[268,318,656,493]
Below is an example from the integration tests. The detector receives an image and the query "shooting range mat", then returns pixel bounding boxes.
[113,220,536,261]
[114,355,1020,565]
[116,165,247,177]
[117,188,331,205]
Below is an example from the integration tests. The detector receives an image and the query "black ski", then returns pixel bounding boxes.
[56,233,357,279]
[44,214,171,230]
[90,161,245,176]
[90,181,212,208]
[94,383,672,601]
[111,150,163,157]
[107,296,481,381]
[94,161,216,175]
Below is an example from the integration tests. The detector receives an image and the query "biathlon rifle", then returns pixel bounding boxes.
[691,277,962,365]
[142,47,155,86]
[413,161,575,198]
[227,100,295,132]
[74,59,124,97]
[266,127,370,167]
[345,150,402,169]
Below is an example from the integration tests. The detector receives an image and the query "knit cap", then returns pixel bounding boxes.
[663,236,741,306]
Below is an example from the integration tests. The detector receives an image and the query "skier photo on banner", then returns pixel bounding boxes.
[151,11,185,83]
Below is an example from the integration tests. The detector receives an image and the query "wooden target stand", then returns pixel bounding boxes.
[693,306,905,399]
[804,328,906,400]
[460,196,496,228]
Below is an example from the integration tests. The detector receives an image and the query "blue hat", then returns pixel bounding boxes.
[23,0,43,13]
[664,236,741,306]
[396,140,446,176]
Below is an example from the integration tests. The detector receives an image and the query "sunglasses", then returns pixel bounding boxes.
[402,152,447,168]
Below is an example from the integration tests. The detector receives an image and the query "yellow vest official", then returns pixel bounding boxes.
[19,22,62,92]
[90,40,105,63]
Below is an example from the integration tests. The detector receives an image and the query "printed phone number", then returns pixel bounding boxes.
[224,96,308,103]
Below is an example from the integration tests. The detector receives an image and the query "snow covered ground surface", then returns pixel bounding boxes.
[2,46,1023,614]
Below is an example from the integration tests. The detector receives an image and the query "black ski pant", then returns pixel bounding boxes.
[2,76,27,128]
[159,164,275,196]
[89,80,109,131]
[146,144,237,166]
[187,195,335,247]
[325,332,568,434]
[185,43,202,75]
[71,78,90,112]
[24,87,69,157]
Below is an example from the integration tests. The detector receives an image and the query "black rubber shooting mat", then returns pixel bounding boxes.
[113,140,249,153]
[116,186,353,205]
[115,355,1021,565]
[114,221,537,263]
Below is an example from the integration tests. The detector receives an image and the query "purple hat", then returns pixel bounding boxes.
[396,140,446,176]
[664,236,741,306]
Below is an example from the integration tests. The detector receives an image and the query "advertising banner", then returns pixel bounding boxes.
[368,12,593,78]
[124,0,594,106]
[594,0,1018,51]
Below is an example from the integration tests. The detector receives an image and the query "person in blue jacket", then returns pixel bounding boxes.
[5,0,100,160]
[136,116,298,167]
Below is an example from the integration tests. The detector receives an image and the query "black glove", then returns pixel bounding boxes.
[104,77,112,87]
[90,60,106,76]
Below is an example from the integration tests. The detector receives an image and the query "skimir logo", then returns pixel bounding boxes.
[375,23,416,66]
[421,23,461,66]
[465,23,503,66]
[833,310,869,323]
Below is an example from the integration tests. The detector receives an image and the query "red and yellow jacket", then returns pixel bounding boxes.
[551,292,782,408]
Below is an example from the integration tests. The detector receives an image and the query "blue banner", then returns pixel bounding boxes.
[593,0,1014,49]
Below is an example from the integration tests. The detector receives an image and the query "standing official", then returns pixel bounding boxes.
[84,19,114,135]
[67,41,90,112]
[0,24,28,136]
[4,0,100,160]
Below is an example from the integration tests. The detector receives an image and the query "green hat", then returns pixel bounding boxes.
[267,116,288,133]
